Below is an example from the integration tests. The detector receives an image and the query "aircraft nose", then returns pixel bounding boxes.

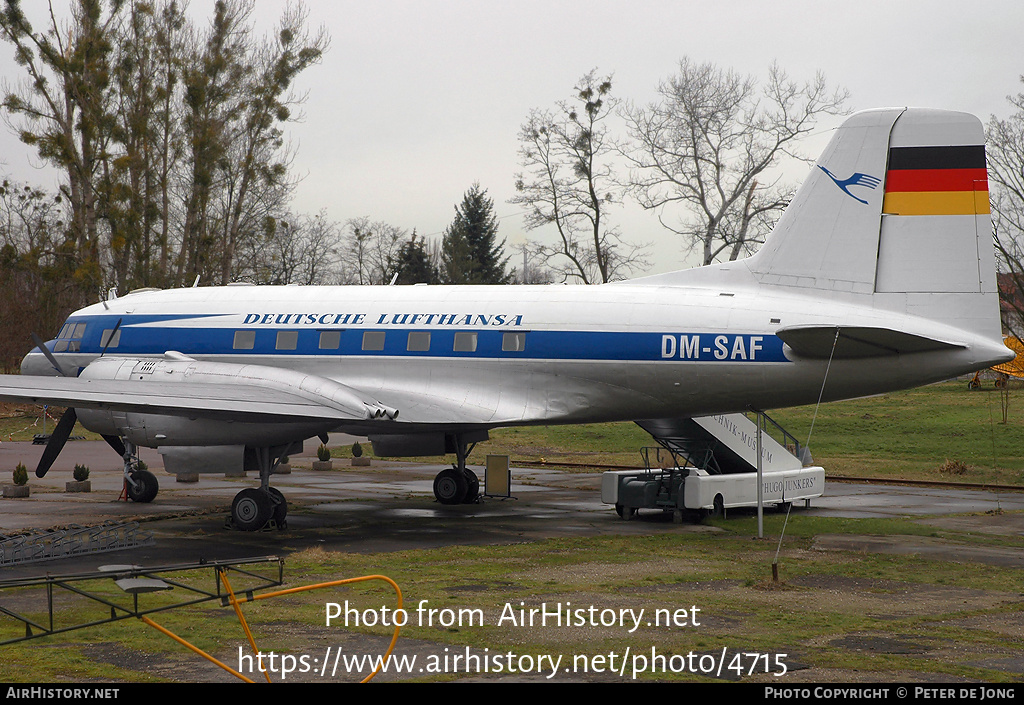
[21,347,60,377]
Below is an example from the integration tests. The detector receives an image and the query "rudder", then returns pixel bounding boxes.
[873,110,998,339]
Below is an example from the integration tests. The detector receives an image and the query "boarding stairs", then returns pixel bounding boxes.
[635,411,810,475]
[604,412,821,517]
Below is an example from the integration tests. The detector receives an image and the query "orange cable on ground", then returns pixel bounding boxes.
[236,575,404,683]
[140,615,256,683]
[138,568,403,683]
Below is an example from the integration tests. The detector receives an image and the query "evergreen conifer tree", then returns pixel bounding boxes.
[441,184,511,284]
[390,232,438,284]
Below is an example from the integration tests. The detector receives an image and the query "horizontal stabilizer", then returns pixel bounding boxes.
[777,326,965,359]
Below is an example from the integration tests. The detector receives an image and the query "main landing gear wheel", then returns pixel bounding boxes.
[126,469,159,503]
[232,488,273,531]
[433,467,468,505]
[462,469,480,503]
[267,486,288,526]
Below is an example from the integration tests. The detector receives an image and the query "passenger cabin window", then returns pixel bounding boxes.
[233,330,256,350]
[362,331,385,351]
[407,331,430,352]
[502,332,526,352]
[275,331,298,351]
[453,332,477,352]
[100,329,121,349]
[319,331,341,350]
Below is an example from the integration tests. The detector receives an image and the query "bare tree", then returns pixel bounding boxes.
[233,209,341,285]
[176,0,326,287]
[339,217,408,285]
[212,2,328,285]
[623,58,847,265]
[0,179,74,369]
[0,0,121,302]
[988,81,1024,338]
[511,70,647,283]
[104,0,188,290]
[511,241,556,284]
[0,0,327,294]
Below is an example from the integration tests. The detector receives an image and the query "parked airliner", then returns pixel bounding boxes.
[5,108,1013,530]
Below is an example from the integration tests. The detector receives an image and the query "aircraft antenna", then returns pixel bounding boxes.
[805,327,841,450]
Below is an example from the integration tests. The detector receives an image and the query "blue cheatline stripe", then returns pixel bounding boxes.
[54,315,790,363]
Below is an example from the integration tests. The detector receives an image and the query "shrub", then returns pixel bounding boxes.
[938,459,969,475]
[73,464,90,481]
[13,462,28,486]
[352,442,363,458]
[317,444,331,462]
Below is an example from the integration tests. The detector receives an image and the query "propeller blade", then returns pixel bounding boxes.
[30,332,69,377]
[36,408,77,478]
[102,434,126,457]
[99,318,122,357]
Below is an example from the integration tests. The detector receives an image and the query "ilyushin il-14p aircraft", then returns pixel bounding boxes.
[2,107,1014,530]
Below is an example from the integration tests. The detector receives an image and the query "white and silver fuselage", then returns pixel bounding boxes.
[20,276,1010,436]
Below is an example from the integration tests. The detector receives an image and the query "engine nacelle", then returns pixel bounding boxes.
[368,429,489,457]
[74,354,382,448]
[158,442,303,475]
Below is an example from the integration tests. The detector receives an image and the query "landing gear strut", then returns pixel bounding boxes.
[121,440,158,503]
[229,446,288,531]
[432,437,480,505]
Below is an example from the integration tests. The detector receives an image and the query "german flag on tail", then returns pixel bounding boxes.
[882,145,989,215]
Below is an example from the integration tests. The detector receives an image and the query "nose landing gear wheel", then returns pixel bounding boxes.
[126,469,159,503]
[232,488,273,531]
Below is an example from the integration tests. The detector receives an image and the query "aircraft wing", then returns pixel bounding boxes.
[0,375,363,424]
[0,354,643,432]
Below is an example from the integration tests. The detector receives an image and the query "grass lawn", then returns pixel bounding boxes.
[3,514,1022,683]
[463,381,1024,487]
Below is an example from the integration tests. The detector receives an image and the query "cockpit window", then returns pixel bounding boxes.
[56,322,87,339]
[54,321,86,352]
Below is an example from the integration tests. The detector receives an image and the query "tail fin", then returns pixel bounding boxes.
[749,108,1000,340]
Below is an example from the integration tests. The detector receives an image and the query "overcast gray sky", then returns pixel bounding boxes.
[2,0,1023,275]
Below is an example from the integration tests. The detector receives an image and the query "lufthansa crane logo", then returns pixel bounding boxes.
[817,165,881,204]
